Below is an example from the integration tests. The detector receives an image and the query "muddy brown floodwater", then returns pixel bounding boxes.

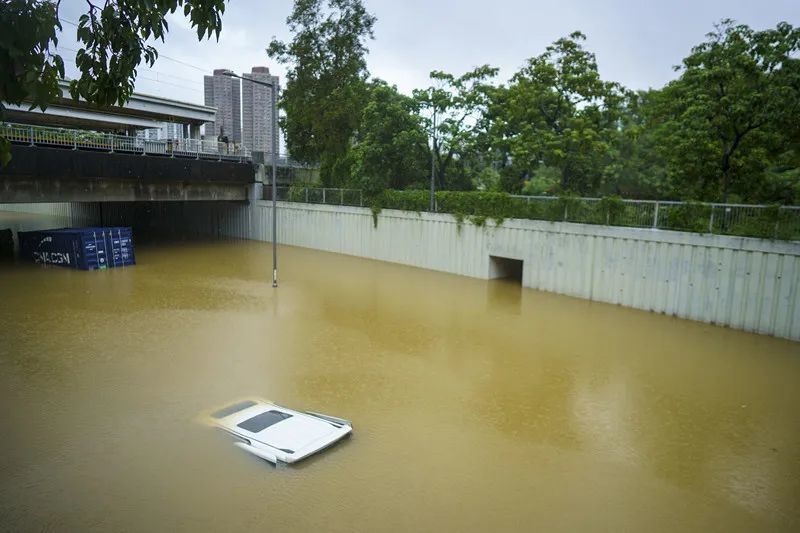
[1,234,799,531]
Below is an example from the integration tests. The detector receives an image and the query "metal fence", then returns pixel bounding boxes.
[267,186,365,207]
[269,187,800,240]
[508,195,800,239]
[258,153,318,169]
[3,122,251,162]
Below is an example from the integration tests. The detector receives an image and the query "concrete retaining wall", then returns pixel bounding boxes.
[249,202,800,341]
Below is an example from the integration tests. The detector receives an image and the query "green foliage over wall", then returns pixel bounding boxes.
[436,191,512,225]
[661,201,712,233]
[369,191,630,229]
[357,189,799,239]
[378,189,430,212]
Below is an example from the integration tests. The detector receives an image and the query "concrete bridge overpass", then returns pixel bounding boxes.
[1,81,318,203]
[0,143,255,203]
[1,80,259,202]
[3,80,213,137]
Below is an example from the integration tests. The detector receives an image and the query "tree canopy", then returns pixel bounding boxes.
[268,0,376,185]
[487,32,627,195]
[274,11,799,205]
[646,20,800,202]
[413,65,499,190]
[349,80,428,194]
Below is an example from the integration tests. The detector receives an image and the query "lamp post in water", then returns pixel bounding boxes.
[223,71,279,287]
[430,107,436,212]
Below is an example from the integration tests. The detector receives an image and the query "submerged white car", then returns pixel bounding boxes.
[208,399,353,464]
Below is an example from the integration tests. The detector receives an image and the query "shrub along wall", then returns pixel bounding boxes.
[364,190,798,240]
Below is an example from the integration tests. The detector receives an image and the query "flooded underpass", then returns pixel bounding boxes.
[1,227,799,530]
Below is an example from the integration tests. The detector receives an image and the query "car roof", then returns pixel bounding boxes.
[213,400,291,426]
[207,399,352,462]
[211,400,339,444]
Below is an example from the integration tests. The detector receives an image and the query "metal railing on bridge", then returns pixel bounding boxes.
[2,122,251,162]
[267,186,800,240]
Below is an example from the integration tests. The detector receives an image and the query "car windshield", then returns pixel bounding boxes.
[237,410,292,433]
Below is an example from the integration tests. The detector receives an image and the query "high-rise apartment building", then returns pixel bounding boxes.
[203,69,241,143]
[242,66,279,154]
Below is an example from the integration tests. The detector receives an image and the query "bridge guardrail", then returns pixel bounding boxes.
[268,187,800,240]
[2,122,251,162]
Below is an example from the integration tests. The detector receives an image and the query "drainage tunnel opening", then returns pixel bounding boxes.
[489,256,523,284]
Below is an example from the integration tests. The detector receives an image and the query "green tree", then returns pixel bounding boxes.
[649,20,800,202]
[413,65,498,190]
[489,32,626,195]
[0,0,63,165]
[0,0,227,165]
[599,90,668,199]
[349,80,428,194]
[473,166,502,192]
[520,165,560,195]
[268,0,376,186]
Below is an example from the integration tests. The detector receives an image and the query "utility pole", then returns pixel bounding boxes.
[270,80,278,287]
[223,71,279,287]
[430,107,436,212]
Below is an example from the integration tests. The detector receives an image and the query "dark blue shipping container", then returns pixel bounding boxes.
[18,227,136,270]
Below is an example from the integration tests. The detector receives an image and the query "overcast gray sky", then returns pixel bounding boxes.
[57,0,799,104]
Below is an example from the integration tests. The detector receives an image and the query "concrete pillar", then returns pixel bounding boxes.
[254,163,266,183]
[250,163,265,201]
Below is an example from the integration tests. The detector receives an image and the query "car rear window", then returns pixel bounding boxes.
[237,410,292,433]
[211,400,258,419]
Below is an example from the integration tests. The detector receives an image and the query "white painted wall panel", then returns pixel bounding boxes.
[236,202,798,341]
